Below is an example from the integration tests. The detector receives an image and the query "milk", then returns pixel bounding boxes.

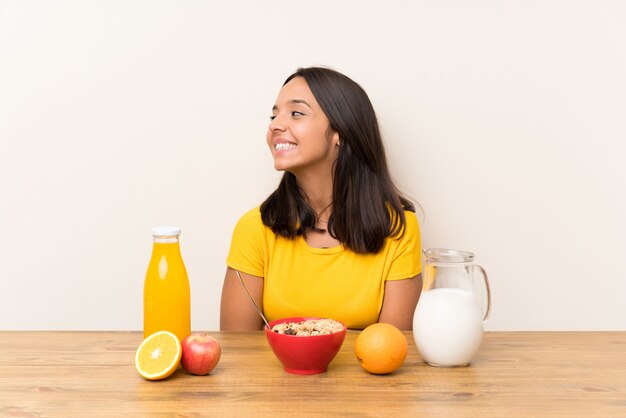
[413,288,484,367]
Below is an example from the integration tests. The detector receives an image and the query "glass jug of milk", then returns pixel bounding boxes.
[413,248,491,367]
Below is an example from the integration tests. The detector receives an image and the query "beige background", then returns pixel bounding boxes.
[1,1,625,331]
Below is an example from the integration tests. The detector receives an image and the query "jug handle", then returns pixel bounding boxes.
[476,265,492,321]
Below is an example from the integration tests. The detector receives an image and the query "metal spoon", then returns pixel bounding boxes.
[234,269,270,329]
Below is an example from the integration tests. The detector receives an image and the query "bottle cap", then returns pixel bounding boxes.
[151,226,181,237]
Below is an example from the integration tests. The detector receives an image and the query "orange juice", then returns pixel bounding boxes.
[143,226,191,342]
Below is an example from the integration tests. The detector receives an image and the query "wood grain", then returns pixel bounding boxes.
[1,331,625,417]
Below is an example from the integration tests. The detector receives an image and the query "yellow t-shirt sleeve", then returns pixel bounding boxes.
[386,211,422,281]
[226,208,265,278]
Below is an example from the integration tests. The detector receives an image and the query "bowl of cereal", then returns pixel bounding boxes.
[265,317,347,375]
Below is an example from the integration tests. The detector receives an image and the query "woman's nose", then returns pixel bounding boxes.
[269,114,286,132]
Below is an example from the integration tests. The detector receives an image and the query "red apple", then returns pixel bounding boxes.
[181,333,221,375]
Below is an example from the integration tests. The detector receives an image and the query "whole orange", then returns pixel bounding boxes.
[355,323,408,374]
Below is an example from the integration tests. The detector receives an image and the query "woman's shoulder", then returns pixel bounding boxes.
[238,206,262,222]
[233,206,264,229]
[230,206,268,241]
[403,209,418,226]
[400,209,420,238]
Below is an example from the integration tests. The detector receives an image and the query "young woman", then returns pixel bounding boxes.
[220,67,422,331]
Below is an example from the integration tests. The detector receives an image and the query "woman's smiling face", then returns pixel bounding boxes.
[267,77,340,176]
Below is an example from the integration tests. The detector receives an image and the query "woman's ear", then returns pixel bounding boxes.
[333,132,340,147]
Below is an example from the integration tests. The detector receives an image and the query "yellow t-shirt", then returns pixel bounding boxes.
[226,207,422,329]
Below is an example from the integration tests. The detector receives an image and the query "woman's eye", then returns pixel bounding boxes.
[269,111,304,121]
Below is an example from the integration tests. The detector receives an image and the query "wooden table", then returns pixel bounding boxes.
[1,331,625,417]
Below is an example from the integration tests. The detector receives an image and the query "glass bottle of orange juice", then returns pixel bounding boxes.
[143,226,191,342]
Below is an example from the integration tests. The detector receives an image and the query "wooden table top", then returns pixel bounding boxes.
[0,331,625,417]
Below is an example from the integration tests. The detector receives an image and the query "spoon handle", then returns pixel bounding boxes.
[234,269,270,329]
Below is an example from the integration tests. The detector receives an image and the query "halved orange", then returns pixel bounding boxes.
[135,330,182,380]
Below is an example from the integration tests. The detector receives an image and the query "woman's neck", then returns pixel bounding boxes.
[294,172,333,223]
[293,170,339,246]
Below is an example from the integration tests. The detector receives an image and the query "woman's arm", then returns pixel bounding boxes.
[220,267,265,331]
[378,273,422,330]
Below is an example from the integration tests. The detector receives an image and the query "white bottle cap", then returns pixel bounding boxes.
[151,226,181,237]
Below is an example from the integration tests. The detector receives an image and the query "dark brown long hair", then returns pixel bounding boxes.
[261,67,414,254]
